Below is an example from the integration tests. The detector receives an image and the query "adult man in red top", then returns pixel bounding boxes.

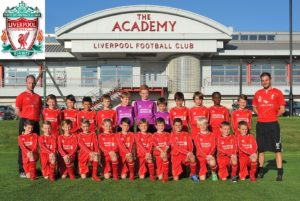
[15,75,42,178]
[253,72,285,181]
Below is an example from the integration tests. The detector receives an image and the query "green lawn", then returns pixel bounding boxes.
[0,118,299,201]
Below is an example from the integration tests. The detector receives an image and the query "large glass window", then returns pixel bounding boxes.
[100,66,132,88]
[251,64,287,85]
[211,65,247,85]
[81,66,97,87]
[292,65,300,84]
[46,67,66,87]
[4,67,39,86]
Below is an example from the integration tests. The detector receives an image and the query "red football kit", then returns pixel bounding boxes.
[15,91,42,121]
[63,108,79,134]
[77,110,97,133]
[253,87,285,122]
[134,132,155,179]
[57,135,78,178]
[170,131,196,177]
[98,133,119,179]
[115,132,135,179]
[237,134,258,179]
[231,109,252,134]
[152,132,170,181]
[209,105,230,137]
[189,105,209,139]
[169,106,190,131]
[217,135,238,179]
[96,109,117,132]
[193,131,217,176]
[42,108,62,137]
[77,132,99,175]
[39,134,57,179]
[18,133,38,179]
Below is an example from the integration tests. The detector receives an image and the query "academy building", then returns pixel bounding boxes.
[0,5,299,107]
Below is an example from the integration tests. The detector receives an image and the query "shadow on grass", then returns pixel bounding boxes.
[264,159,287,174]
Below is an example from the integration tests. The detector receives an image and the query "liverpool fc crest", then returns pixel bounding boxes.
[1,1,43,57]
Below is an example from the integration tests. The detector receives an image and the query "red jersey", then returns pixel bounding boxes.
[77,110,97,133]
[169,106,190,127]
[77,132,99,157]
[231,109,252,132]
[152,132,170,156]
[18,133,38,162]
[253,87,285,122]
[189,106,209,128]
[237,134,257,156]
[42,108,62,137]
[116,132,135,156]
[96,109,116,131]
[38,134,57,155]
[194,132,216,158]
[57,135,78,157]
[15,91,42,121]
[98,133,119,156]
[170,131,193,156]
[217,135,237,157]
[63,108,79,134]
[209,105,230,128]
[134,132,154,157]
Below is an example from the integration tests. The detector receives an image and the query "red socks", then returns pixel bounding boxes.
[163,161,169,182]
[190,162,197,176]
[231,164,238,177]
[66,163,75,180]
[49,163,56,181]
[92,161,101,181]
[29,161,36,180]
[128,162,135,180]
[250,162,257,182]
[112,161,119,180]
[148,162,155,181]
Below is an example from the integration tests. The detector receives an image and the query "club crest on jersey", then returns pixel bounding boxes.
[1,1,44,57]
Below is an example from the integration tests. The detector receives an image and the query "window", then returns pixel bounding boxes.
[267,35,275,40]
[258,35,267,40]
[249,35,258,40]
[241,35,248,40]
[4,67,39,86]
[232,35,239,40]
[81,67,97,87]
[251,64,287,85]
[211,65,247,85]
[292,65,300,84]
[46,67,66,87]
[100,66,132,88]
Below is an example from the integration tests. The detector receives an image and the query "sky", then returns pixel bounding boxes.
[46,0,300,33]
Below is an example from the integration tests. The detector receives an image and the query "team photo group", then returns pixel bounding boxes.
[16,72,285,183]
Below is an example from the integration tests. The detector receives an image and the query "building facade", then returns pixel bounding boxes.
[0,5,300,107]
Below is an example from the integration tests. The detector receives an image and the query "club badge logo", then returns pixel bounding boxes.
[1,1,43,57]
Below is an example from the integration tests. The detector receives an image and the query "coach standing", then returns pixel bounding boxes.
[15,75,42,178]
[253,72,285,181]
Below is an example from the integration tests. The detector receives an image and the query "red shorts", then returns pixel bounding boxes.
[119,154,130,175]
[102,155,118,174]
[154,154,170,176]
[171,154,189,177]
[239,155,251,179]
[137,156,151,176]
[22,151,38,174]
[57,154,75,176]
[78,153,92,174]
[197,156,209,176]
[40,153,55,177]
[217,156,231,179]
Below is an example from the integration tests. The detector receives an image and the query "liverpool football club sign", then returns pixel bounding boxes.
[0,0,45,59]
